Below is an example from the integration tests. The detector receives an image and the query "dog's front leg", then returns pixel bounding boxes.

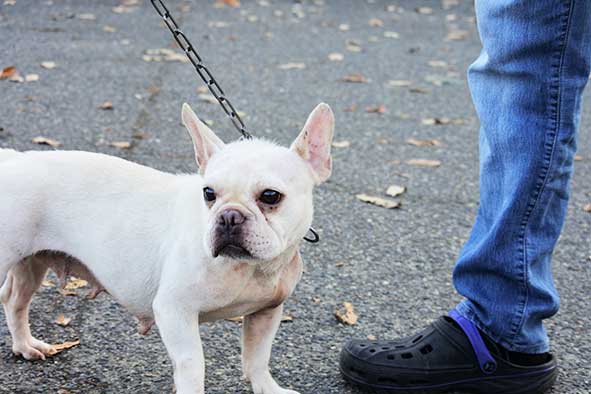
[154,299,204,394]
[242,304,300,394]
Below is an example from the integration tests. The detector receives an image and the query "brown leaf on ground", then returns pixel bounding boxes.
[387,80,412,87]
[335,302,358,325]
[407,159,442,167]
[98,101,113,110]
[25,74,39,82]
[341,73,368,83]
[226,316,243,322]
[356,194,401,209]
[584,204,591,213]
[428,60,448,68]
[416,7,433,14]
[406,138,441,147]
[32,137,61,148]
[142,49,189,63]
[48,340,80,356]
[328,52,344,62]
[335,261,346,267]
[40,61,57,69]
[422,117,451,125]
[55,314,72,327]
[278,62,306,70]
[65,277,88,290]
[281,315,293,322]
[132,132,149,140]
[111,141,132,150]
[446,29,469,41]
[42,280,55,287]
[367,334,377,341]
[332,140,351,148]
[366,105,386,114]
[103,25,117,33]
[368,18,384,27]
[58,288,77,297]
[216,0,240,7]
[574,155,583,161]
[345,40,362,52]
[410,87,430,94]
[386,185,406,197]
[0,66,18,79]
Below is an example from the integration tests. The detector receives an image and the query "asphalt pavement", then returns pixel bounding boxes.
[0,1,590,393]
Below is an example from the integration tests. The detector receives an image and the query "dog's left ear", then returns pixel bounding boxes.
[182,103,225,174]
[291,103,334,184]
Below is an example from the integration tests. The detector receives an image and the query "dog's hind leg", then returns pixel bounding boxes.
[1,255,54,361]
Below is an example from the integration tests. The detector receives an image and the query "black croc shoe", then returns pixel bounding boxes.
[340,310,558,394]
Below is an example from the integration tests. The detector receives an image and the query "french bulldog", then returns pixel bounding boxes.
[0,102,334,394]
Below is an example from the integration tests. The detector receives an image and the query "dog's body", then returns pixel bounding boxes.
[0,103,334,394]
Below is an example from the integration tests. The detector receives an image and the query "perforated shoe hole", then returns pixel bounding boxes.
[369,348,376,353]
[401,352,413,359]
[381,347,390,350]
[359,344,367,347]
[420,344,433,355]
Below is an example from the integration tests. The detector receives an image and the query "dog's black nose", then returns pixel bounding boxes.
[218,209,245,229]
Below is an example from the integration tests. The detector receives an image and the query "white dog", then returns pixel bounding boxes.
[0,102,334,394]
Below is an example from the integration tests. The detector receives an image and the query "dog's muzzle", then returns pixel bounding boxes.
[212,209,252,259]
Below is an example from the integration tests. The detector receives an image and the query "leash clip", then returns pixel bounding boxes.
[303,227,320,243]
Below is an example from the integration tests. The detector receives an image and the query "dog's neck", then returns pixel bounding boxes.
[220,243,300,276]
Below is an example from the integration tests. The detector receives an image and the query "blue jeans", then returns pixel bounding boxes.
[453,0,591,354]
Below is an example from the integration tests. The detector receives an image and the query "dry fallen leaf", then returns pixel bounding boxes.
[410,87,430,94]
[0,66,17,79]
[446,29,469,41]
[428,60,448,68]
[111,141,132,150]
[281,315,293,322]
[132,132,149,140]
[198,93,217,104]
[345,40,362,52]
[422,117,450,125]
[32,137,61,148]
[328,52,344,62]
[574,155,583,161]
[335,261,346,267]
[383,31,399,39]
[335,302,358,325]
[216,0,240,7]
[65,277,88,290]
[366,105,386,114]
[584,204,591,213]
[103,25,117,33]
[25,74,39,82]
[387,80,412,87]
[278,62,306,70]
[356,194,400,209]
[338,24,350,31]
[58,288,77,297]
[367,334,377,341]
[406,138,441,147]
[368,18,384,27]
[226,316,243,322]
[332,140,351,148]
[386,185,406,197]
[407,159,442,167]
[416,7,433,14]
[40,61,57,69]
[48,340,80,356]
[98,101,113,110]
[341,73,368,83]
[142,48,188,63]
[55,314,72,327]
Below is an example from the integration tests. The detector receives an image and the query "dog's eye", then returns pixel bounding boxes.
[259,189,282,205]
[203,187,216,202]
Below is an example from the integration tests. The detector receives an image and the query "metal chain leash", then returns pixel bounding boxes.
[150,0,251,139]
[149,0,320,243]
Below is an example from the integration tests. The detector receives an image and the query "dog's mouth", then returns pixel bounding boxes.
[213,242,253,259]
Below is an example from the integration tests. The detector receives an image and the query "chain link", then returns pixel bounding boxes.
[150,0,251,139]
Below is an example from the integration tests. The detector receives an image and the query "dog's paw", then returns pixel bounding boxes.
[12,338,54,361]
[251,381,300,394]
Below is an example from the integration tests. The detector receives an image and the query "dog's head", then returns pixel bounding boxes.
[181,102,334,262]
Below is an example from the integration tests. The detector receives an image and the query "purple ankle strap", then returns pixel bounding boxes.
[448,309,497,375]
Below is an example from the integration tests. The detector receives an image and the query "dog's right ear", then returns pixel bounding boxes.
[182,103,225,174]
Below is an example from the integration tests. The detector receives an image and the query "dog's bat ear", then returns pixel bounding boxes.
[291,103,334,184]
[182,103,225,174]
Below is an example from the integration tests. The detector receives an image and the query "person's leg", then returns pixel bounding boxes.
[340,1,591,393]
[454,0,591,355]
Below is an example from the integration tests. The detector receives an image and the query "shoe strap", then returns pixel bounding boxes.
[449,309,497,375]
